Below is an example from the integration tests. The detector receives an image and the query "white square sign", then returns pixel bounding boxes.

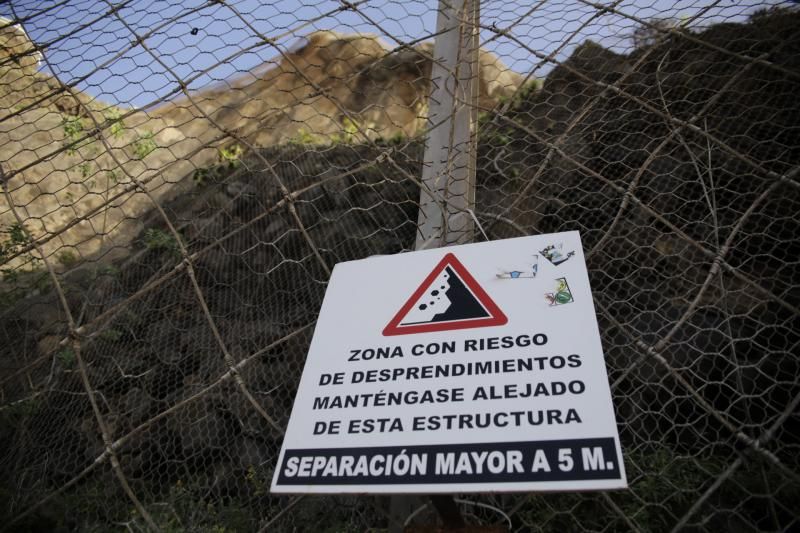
[271,231,627,493]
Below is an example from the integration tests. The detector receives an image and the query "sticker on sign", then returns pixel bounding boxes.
[271,231,627,493]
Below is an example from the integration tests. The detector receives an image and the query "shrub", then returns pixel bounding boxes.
[133,131,157,159]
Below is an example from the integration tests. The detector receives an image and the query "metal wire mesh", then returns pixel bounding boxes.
[1,1,798,531]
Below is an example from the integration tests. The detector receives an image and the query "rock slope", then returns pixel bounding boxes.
[0,30,522,268]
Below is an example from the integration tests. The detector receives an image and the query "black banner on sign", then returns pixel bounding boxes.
[277,438,621,485]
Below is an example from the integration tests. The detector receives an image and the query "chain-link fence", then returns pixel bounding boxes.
[1,0,798,531]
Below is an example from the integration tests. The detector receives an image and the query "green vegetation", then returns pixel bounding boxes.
[375,130,407,146]
[98,328,122,342]
[482,125,516,147]
[62,115,84,140]
[61,114,88,155]
[2,222,29,252]
[64,109,126,154]
[57,347,76,368]
[56,249,77,266]
[193,144,246,186]
[495,78,541,111]
[78,162,92,178]
[219,143,243,168]
[288,128,320,145]
[0,223,46,306]
[245,465,267,497]
[106,169,120,184]
[481,79,542,136]
[285,117,372,146]
[133,131,157,159]
[143,228,182,256]
[104,108,126,138]
[331,117,361,144]
[192,167,212,186]
[387,130,406,145]
[0,223,36,274]
[516,79,542,102]
[93,264,120,279]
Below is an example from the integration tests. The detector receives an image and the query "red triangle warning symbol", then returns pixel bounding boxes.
[383,253,508,336]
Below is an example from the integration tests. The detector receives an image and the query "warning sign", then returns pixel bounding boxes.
[271,231,627,494]
[383,253,507,336]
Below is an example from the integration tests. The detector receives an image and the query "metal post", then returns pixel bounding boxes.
[389,1,480,531]
[415,0,480,249]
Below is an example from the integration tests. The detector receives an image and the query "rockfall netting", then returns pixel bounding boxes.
[1,1,798,531]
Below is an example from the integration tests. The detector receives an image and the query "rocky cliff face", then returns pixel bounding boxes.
[158,31,522,146]
[0,30,522,269]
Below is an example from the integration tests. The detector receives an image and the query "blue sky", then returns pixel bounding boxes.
[3,0,788,109]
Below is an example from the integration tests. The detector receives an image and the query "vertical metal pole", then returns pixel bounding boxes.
[389,1,480,531]
[415,0,480,249]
